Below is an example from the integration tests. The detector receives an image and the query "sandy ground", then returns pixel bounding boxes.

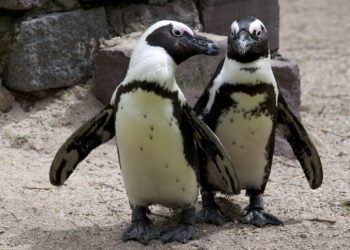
[1,0,350,249]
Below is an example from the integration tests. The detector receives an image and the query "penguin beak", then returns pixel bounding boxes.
[183,34,220,56]
[235,30,254,55]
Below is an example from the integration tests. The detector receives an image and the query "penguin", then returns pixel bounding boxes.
[194,17,323,227]
[49,20,240,244]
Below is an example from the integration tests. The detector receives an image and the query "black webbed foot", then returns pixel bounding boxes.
[240,208,283,227]
[161,207,195,244]
[122,221,159,245]
[240,194,283,227]
[197,205,230,225]
[197,190,230,225]
[122,206,159,245]
[160,223,195,244]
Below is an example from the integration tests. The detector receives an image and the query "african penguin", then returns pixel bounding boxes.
[194,17,323,227]
[50,20,240,244]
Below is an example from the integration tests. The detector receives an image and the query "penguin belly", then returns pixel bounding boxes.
[207,91,275,191]
[115,89,198,208]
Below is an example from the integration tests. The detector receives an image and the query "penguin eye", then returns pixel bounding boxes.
[172,29,184,37]
[256,29,262,37]
[231,30,237,38]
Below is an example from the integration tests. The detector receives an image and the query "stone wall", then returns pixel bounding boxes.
[0,0,201,93]
[0,0,280,95]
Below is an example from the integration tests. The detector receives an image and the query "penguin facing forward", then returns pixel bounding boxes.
[50,20,240,244]
[194,17,323,227]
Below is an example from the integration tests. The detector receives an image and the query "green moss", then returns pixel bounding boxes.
[341,200,350,210]
[4,130,29,147]
[63,89,72,97]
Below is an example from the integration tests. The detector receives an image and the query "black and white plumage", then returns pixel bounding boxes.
[194,17,323,227]
[49,20,240,244]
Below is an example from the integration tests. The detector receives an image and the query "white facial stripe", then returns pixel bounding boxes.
[140,20,194,41]
[172,22,194,36]
[231,21,239,34]
[249,19,265,34]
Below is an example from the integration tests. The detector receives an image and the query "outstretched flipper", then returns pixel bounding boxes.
[277,94,323,189]
[183,106,240,195]
[50,105,115,186]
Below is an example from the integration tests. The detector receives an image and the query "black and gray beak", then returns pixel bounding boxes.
[183,34,220,56]
[235,30,254,55]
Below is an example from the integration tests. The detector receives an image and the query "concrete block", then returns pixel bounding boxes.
[272,57,301,118]
[94,32,139,104]
[198,0,279,53]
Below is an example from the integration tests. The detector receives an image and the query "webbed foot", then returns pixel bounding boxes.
[240,194,283,227]
[122,206,158,245]
[197,206,230,225]
[240,208,283,227]
[161,223,194,243]
[161,207,195,244]
[122,221,159,245]
[197,190,230,225]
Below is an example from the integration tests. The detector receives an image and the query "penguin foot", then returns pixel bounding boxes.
[122,221,159,245]
[240,209,284,227]
[160,223,195,244]
[161,207,195,243]
[196,206,230,225]
[198,190,230,225]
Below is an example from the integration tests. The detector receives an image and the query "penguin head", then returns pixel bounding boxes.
[227,17,269,63]
[123,20,219,87]
[143,20,219,64]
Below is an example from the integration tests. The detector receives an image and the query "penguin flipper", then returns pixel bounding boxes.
[276,94,323,189]
[49,105,115,186]
[183,106,240,194]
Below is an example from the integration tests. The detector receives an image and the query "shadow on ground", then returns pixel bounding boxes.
[9,198,244,250]
[10,224,125,250]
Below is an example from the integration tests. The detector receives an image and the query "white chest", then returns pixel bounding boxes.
[207,91,275,190]
[115,89,197,208]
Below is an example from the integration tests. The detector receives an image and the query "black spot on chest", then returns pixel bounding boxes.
[240,67,260,73]
[202,83,277,131]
